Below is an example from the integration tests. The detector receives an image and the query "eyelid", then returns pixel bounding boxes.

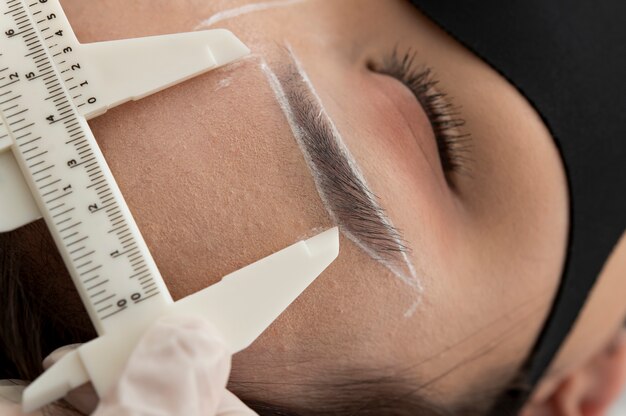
[370,47,475,184]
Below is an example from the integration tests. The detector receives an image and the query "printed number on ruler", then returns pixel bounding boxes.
[0,0,170,334]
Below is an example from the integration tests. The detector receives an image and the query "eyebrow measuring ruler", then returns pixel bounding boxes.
[0,0,339,411]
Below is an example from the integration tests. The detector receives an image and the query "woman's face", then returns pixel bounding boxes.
[47,0,626,409]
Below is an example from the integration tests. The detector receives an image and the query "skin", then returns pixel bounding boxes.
[18,0,626,413]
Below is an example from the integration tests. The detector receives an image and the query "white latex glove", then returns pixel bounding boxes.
[41,315,257,416]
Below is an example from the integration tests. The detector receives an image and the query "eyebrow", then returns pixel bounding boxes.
[265,56,419,287]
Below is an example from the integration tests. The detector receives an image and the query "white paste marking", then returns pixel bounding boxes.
[196,0,307,29]
[259,51,423,315]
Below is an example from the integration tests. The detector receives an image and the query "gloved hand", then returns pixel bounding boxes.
[42,315,258,416]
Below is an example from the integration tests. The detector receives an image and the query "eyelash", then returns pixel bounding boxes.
[369,48,473,179]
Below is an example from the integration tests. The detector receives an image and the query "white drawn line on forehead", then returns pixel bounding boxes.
[195,0,308,29]
[258,48,423,315]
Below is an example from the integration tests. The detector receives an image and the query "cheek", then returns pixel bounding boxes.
[89,60,332,300]
[231,230,432,379]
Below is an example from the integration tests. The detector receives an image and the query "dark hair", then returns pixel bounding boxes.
[0,220,523,415]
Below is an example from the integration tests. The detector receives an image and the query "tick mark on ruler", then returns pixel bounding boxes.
[29,69,53,80]
[3,7,20,16]
[22,146,39,154]
[20,137,43,147]
[86,279,108,291]
[109,213,123,222]
[96,185,110,194]
[9,118,26,127]
[101,307,127,320]
[25,150,46,162]
[132,260,146,269]
[69,245,85,255]
[62,231,79,241]
[45,92,63,101]
[49,203,65,212]
[0,79,19,89]
[73,250,96,262]
[32,164,54,175]
[94,294,115,306]
[96,304,112,313]
[35,174,51,183]
[67,236,88,247]
[56,217,72,226]
[45,190,71,203]
[13,122,34,132]
[0,94,21,105]
[52,207,74,218]
[129,267,149,279]
[108,224,127,234]
[25,48,44,57]
[41,179,62,190]
[120,236,134,246]
[59,221,82,233]
[87,178,106,188]
[6,108,28,118]
[81,265,102,277]
[41,188,58,198]
[89,289,106,299]
[76,260,93,269]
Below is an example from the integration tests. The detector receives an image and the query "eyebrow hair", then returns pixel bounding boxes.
[266,56,419,288]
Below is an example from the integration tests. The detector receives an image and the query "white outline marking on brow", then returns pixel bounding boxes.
[259,49,423,316]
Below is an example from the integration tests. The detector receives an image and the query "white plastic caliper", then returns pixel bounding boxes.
[0,0,339,412]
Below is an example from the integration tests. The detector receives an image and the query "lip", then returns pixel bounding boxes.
[366,71,446,186]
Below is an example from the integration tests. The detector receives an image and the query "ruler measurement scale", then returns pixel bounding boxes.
[0,0,171,334]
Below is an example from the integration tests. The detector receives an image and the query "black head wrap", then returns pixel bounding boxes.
[408,0,626,412]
